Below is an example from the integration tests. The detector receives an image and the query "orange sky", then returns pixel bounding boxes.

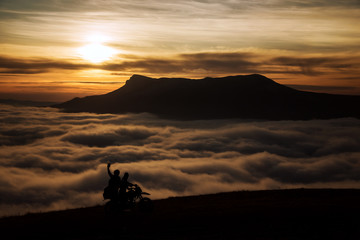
[0,0,359,102]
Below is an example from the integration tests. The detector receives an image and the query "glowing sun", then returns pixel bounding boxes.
[77,34,117,63]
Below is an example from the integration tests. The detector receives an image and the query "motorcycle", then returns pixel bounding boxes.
[104,184,153,216]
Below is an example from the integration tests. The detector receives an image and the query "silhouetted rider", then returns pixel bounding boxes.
[119,172,134,204]
[107,163,121,201]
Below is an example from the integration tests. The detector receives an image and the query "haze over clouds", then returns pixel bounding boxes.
[1,104,360,216]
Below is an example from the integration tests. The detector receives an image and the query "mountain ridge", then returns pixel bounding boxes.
[53,74,360,120]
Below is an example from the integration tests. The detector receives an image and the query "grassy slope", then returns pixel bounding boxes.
[1,189,360,239]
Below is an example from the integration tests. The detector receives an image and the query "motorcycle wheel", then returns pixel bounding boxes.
[138,197,153,213]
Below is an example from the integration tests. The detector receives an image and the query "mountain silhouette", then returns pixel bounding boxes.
[53,74,360,120]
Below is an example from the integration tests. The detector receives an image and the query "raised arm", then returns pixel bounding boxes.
[107,163,113,177]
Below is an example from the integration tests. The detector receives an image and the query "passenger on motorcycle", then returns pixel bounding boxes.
[105,163,121,201]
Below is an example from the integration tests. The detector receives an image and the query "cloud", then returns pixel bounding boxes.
[2,1,358,15]
[1,0,359,59]
[0,53,260,75]
[61,126,158,147]
[275,0,360,8]
[0,55,93,74]
[269,56,360,76]
[0,104,360,217]
[2,52,360,78]
[243,152,360,184]
[0,125,66,146]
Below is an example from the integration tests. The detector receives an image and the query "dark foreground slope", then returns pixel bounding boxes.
[1,189,360,239]
[54,74,360,120]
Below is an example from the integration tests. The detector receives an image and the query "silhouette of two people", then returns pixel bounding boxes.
[106,163,133,204]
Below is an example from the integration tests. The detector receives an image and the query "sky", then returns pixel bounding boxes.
[0,0,360,101]
[1,104,360,217]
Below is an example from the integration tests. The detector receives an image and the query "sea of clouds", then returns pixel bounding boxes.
[1,104,360,217]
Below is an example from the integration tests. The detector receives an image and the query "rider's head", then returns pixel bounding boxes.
[114,169,120,176]
[123,172,129,180]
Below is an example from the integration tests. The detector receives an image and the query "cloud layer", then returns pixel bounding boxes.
[2,53,360,77]
[1,104,360,217]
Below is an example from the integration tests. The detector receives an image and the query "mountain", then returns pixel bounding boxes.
[53,74,360,120]
[1,189,359,239]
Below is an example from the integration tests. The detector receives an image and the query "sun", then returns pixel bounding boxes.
[78,43,116,63]
[77,34,117,63]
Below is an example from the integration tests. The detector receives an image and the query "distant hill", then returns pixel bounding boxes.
[1,189,360,239]
[53,74,360,120]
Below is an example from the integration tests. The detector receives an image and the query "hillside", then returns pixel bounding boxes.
[53,74,360,120]
[1,189,360,239]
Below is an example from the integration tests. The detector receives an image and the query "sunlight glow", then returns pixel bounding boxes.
[77,32,117,63]
[77,43,116,63]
